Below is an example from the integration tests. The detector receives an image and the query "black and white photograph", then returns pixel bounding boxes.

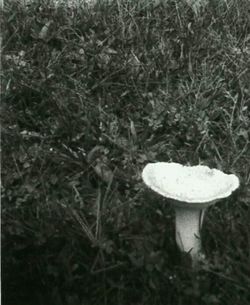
[1,0,250,304]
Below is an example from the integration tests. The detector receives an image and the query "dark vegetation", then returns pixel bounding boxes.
[1,0,250,304]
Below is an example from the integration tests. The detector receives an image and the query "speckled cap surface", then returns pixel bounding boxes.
[142,162,239,207]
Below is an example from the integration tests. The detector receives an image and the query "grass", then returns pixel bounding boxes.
[1,0,250,304]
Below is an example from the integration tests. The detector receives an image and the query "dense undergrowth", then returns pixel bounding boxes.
[1,0,250,304]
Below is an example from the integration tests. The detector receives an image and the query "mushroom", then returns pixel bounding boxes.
[142,162,240,265]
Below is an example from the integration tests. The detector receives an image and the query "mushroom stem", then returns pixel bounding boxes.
[174,206,206,263]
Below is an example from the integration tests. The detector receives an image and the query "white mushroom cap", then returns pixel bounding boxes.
[142,162,240,208]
